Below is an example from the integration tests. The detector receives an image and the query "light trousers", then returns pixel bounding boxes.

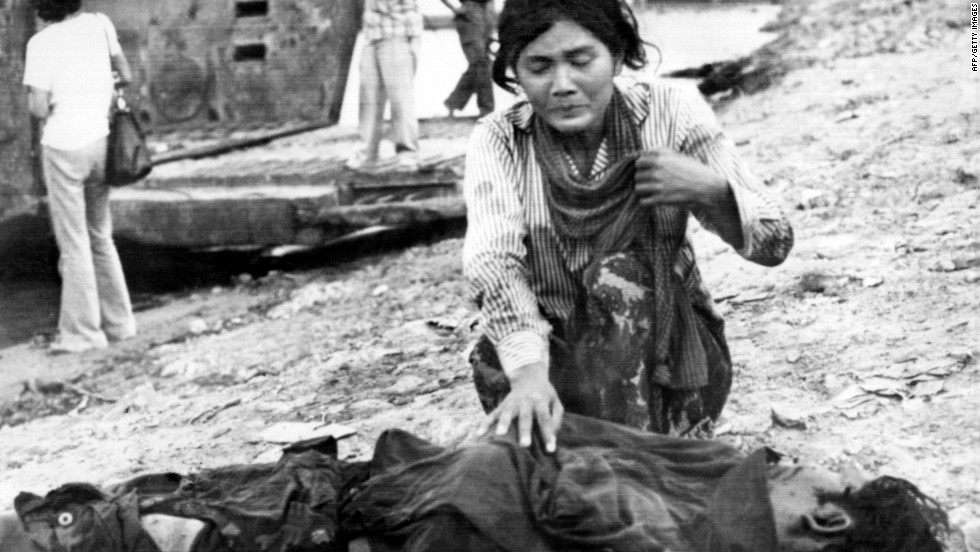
[43,137,136,349]
[357,36,421,158]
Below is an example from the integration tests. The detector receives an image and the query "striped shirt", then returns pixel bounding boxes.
[462,77,793,376]
[362,0,424,42]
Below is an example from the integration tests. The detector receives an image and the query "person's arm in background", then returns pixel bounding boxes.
[440,0,465,17]
[22,34,50,120]
[110,50,132,89]
[99,13,132,89]
[462,119,563,453]
[25,86,51,120]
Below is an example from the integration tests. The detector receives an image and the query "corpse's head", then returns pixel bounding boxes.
[768,463,948,552]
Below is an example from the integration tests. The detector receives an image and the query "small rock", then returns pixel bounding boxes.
[386,375,427,395]
[235,273,253,285]
[901,397,927,412]
[823,374,847,397]
[771,405,807,430]
[796,188,838,210]
[187,317,209,335]
[861,277,884,288]
[933,259,957,272]
[953,256,980,271]
[786,350,802,364]
[954,168,978,187]
[963,519,980,552]
[372,284,390,297]
[348,398,391,417]
[730,290,772,305]
[382,320,439,344]
[799,271,838,294]
[159,360,206,379]
[950,506,974,528]
[267,281,350,319]
[321,353,356,373]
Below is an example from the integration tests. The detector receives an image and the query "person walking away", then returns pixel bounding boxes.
[346,0,424,172]
[463,0,794,450]
[23,0,137,354]
[441,0,495,117]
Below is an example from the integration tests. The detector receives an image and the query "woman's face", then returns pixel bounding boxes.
[515,19,623,144]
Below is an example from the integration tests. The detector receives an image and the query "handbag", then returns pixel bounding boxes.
[105,94,152,186]
[99,13,152,186]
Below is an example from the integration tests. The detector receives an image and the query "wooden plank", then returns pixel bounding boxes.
[298,196,466,229]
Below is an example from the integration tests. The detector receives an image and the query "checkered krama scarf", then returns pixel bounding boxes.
[533,89,709,389]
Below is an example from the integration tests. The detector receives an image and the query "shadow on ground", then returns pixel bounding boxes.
[0,213,465,349]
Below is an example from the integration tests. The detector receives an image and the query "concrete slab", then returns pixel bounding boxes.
[113,121,470,248]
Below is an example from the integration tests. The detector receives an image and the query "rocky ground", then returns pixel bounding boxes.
[0,0,977,547]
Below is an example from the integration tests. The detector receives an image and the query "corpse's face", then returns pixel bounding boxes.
[768,464,864,551]
[515,19,623,148]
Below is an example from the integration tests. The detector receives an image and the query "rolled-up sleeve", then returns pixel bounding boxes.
[676,88,793,266]
[462,120,551,375]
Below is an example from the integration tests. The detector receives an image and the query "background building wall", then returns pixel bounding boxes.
[86,0,363,128]
[0,0,38,217]
[0,0,362,211]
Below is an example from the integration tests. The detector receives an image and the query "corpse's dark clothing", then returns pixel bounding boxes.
[119,437,360,552]
[14,484,161,552]
[11,436,362,552]
[10,417,780,552]
[340,413,780,552]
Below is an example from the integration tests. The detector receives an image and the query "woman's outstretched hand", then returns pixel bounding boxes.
[477,362,564,453]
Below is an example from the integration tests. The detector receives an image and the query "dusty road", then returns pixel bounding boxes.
[0,0,977,546]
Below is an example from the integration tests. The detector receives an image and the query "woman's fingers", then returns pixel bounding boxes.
[534,400,557,452]
[477,405,501,435]
[494,403,516,436]
[549,399,564,444]
[480,369,564,453]
[518,401,534,447]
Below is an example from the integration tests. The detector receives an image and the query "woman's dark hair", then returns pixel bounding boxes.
[35,0,82,22]
[823,476,948,552]
[492,0,649,93]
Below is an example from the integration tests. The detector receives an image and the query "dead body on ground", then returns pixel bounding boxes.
[0,414,949,552]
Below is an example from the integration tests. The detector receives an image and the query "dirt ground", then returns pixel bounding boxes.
[1,0,977,546]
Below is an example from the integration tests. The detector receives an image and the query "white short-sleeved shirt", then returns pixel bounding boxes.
[22,12,121,151]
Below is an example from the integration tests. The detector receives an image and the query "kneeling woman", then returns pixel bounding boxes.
[463,0,793,449]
